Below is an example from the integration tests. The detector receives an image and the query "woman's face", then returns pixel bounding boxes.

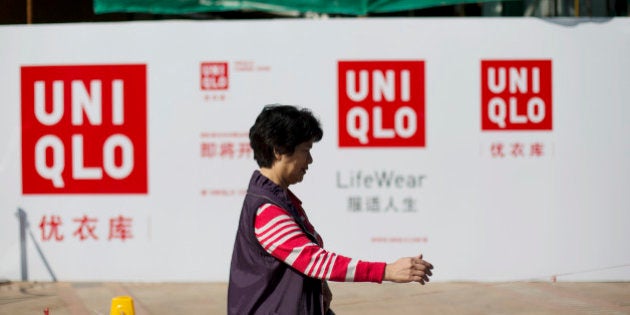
[273,140,314,188]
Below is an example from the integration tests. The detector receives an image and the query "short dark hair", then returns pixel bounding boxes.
[249,104,323,168]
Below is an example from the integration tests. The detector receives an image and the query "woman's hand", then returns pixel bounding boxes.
[384,254,433,285]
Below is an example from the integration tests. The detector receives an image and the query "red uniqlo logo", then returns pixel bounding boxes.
[481,60,552,130]
[21,65,148,194]
[338,61,425,147]
[200,62,229,90]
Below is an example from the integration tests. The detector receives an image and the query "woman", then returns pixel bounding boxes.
[228,104,433,315]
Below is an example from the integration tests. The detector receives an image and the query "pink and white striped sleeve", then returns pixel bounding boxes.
[254,203,386,283]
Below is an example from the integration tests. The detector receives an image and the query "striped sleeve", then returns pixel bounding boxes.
[255,203,386,283]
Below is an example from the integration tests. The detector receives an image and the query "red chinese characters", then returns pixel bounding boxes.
[338,61,425,147]
[108,215,133,241]
[39,215,64,241]
[21,64,148,194]
[490,141,546,158]
[39,214,134,242]
[201,142,251,159]
[200,132,251,159]
[73,215,99,240]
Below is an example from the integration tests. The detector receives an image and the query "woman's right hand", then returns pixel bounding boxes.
[384,254,433,285]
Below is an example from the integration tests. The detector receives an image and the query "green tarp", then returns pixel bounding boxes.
[94,0,499,15]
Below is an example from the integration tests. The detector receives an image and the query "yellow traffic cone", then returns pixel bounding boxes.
[110,296,135,315]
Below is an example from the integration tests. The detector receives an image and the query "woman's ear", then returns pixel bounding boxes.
[273,147,282,161]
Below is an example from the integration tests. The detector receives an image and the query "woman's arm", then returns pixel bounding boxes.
[255,203,385,282]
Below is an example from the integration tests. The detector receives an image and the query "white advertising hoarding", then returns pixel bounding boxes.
[1,18,629,282]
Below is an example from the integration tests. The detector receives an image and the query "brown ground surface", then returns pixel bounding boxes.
[1,281,629,314]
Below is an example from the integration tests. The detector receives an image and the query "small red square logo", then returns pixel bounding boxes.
[201,62,229,90]
[21,64,148,194]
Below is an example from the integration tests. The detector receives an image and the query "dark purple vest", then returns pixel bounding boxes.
[228,171,323,315]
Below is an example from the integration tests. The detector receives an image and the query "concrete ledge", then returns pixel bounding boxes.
[0,281,628,314]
